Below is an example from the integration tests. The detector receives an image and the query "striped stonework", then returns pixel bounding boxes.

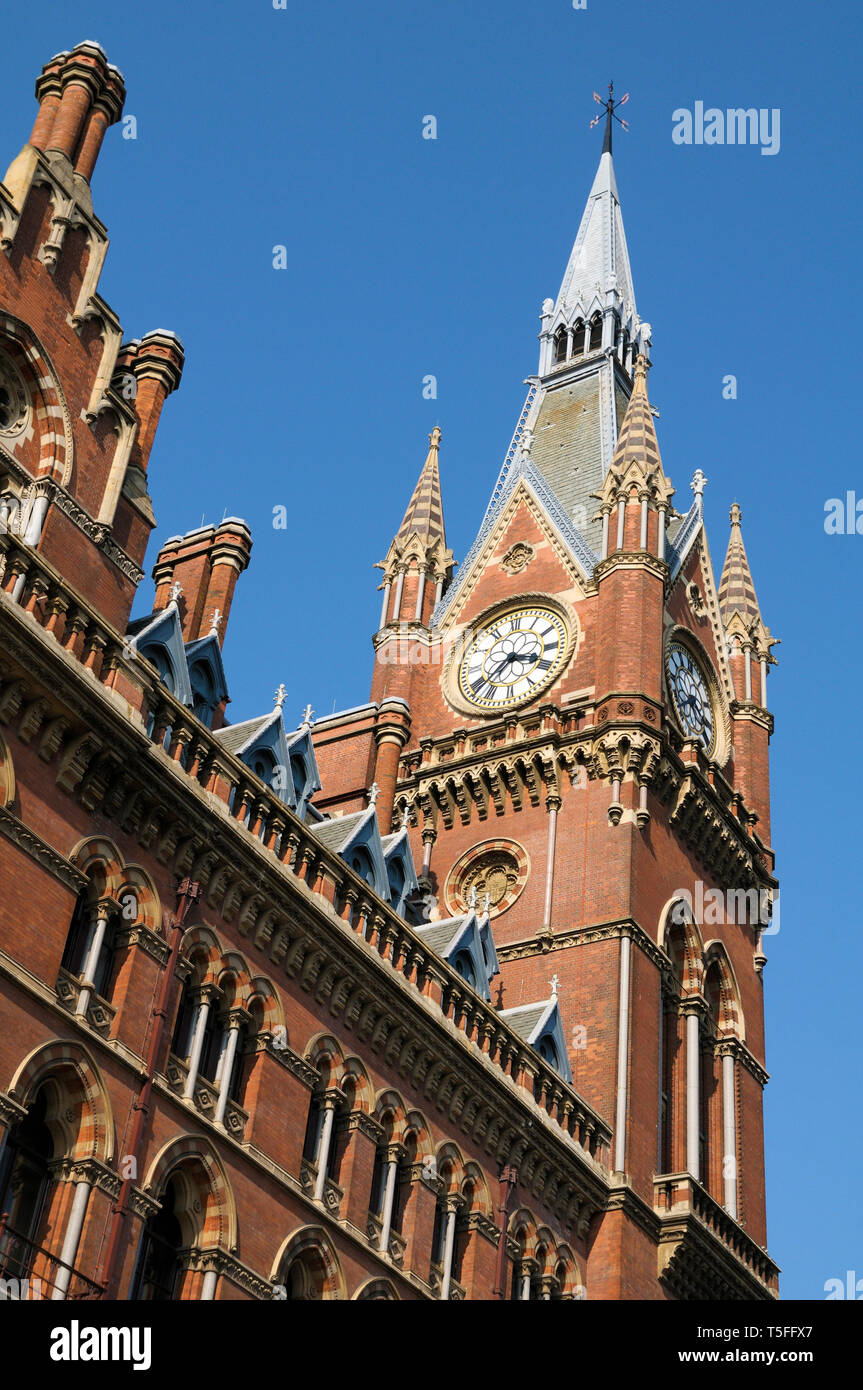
[396,427,447,548]
[718,503,762,627]
[608,353,663,480]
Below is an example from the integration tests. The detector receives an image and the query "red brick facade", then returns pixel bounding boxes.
[0,43,777,1302]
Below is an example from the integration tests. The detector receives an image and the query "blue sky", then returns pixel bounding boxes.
[3,1,860,1299]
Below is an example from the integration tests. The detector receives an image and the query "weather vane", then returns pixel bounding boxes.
[590,81,629,153]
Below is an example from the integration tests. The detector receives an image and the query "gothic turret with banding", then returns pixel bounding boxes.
[375,426,455,630]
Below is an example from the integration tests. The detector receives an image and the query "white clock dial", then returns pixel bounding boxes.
[667,643,715,753]
[458,606,568,711]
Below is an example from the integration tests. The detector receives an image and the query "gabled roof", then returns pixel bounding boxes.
[430,451,597,627]
[415,908,499,1002]
[309,808,371,855]
[125,603,193,706]
[500,993,572,1083]
[184,630,229,706]
[309,805,391,900]
[214,709,280,758]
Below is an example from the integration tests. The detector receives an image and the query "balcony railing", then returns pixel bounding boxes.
[654,1174,779,1291]
[0,1212,103,1300]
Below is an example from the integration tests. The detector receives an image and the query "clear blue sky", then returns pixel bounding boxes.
[3,1,859,1300]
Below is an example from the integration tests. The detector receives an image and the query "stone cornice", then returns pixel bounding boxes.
[594,551,669,584]
[0,803,87,892]
[497,917,667,972]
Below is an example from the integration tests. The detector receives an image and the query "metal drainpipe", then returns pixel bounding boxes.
[492,1165,518,1298]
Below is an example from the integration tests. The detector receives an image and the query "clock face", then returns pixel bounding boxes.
[458,606,568,711]
[667,643,715,752]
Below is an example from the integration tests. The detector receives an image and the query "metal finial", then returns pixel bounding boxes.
[468,884,478,911]
[589,81,630,154]
[274,683,287,709]
[301,703,315,727]
[551,973,561,999]
[401,804,410,831]
[482,892,491,916]
[208,608,223,637]
[169,581,183,605]
[691,469,708,498]
[368,781,380,807]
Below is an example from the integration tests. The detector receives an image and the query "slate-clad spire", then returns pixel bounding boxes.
[550,141,638,343]
[718,504,762,627]
[396,426,447,549]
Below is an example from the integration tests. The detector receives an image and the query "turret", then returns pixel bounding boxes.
[718,504,779,839]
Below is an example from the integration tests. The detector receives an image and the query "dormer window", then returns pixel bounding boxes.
[537,1036,559,1069]
[453,952,477,990]
[147,645,175,694]
[189,661,216,726]
[252,751,276,786]
[350,847,376,886]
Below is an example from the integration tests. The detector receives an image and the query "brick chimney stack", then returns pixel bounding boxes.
[30,42,126,181]
[152,519,253,648]
[118,331,186,478]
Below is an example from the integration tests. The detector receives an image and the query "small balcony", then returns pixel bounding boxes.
[654,1174,779,1300]
[0,1213,103,1301]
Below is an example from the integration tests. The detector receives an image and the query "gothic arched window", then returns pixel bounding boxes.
[588,312,603,351]
[0,1087,54,1280]
[572,318,586,356]
[130,1177,184,1301]
[554,327,568,363]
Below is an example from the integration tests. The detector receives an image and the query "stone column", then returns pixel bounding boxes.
[684,1002,701,1181]
[378,1143,407,1256]
[719,1041,738,1220]
[613,930,632,1173]
[214,1008,250,1127]
[51,1175,92,1300]
[183,984,220,1100]
[76,898,118,1018]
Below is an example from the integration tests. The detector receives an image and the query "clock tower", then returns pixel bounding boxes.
[358,107,778,1297]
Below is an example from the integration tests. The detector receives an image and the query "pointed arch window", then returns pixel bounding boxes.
[588,312,603,352]
[61,893,121,1009]
[553,327,568,364]
[130,1177,184,1301]
[0,1087,54,1281]
[572,318,586,357]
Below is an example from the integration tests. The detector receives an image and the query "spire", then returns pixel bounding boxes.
[718,504,762,628]
[395,426,446,549]
[601,355,672,501]
[550,114,641,346]
[376,427,455,628]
